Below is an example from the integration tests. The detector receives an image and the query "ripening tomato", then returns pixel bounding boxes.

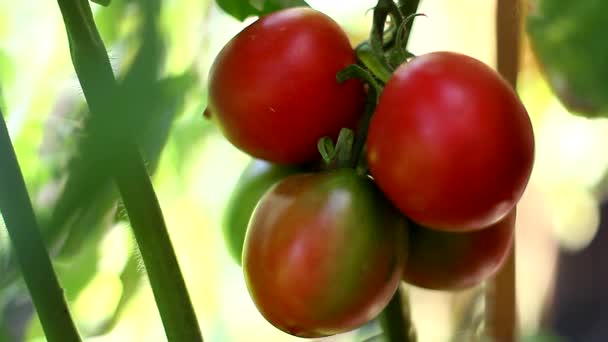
[223,159,303,265]
[207,7,365,164]
[403,209,516,290]
[367,51,534,231]
[243,169,407,337]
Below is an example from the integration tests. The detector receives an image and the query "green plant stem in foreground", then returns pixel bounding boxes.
[0,109,82,342]
[114,145,204,342]
[56,0,203,340]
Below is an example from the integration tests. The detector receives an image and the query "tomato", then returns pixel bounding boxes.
[207,7,366,164]
[366,51,535,231]
[242,169,407,337]
[223,159,303,265]
[403,209,516,290]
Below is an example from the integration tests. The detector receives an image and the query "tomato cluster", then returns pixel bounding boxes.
[210,6,534,338]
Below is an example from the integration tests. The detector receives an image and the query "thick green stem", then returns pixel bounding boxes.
[114,145,204,342]
[56,1,203,340]
[0,109,81,342]
[379,285,415,342]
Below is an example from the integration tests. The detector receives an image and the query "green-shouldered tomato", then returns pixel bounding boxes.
[243,169,407,337]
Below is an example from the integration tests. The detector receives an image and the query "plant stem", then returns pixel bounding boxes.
[398,0,420,48]
[56,1,203,340]
[0,108,81,342]
[379,285,415,342]
[486,0,521,341]
[114,144,204,342]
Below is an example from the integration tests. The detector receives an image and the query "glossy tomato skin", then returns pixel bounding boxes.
[223,159,303,265]
[403,209,516,290]
[243,169,407,337]
[207,8,365,164]
[367,51,534,231]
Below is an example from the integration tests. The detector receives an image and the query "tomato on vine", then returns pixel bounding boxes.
[207,7,366,164]
[367,51,535,231]
[402,209,516,290]
[242,169,407,337]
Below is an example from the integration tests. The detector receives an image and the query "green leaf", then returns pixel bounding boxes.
[527,0,608,117]
[261,0,309,15]
[216,0,309,21]
[216,0,260,21]
[317,136,336,163]
[90,0,110,6]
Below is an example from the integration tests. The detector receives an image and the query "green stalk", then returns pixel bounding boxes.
[398,0,420,48]
[114,145,204,342]
[364,1,420,340]
[0,108,81,342]
[55,1,203,340]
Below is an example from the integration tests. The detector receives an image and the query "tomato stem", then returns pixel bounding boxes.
[369,0,402,73]
[397,0,420,48]
[379,285,416,342]
[0,107,82,342]
[56,1,204,341]
[355,41,392,83]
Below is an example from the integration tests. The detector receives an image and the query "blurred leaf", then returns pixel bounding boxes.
[45,0,166,258]
[0,50,14,98]
[527,1,608,117]
[91,248,143,336]
[216,0,260,21]
[261,0,310,14]
[91,0,111,6]
[216,0,309,21]
[0,0,200,288]
[95,0,130,44]
[56,69,199,261]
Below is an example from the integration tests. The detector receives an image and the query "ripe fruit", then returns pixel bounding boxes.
[243,169,407,337]
[403,209,516,290]
[367,51,535,231]
[207,7,365,164]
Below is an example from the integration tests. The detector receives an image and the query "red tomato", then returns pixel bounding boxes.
[207,8,365,164]
[403,209,516,290]
[367,51,534,231]
[243,169,406,337]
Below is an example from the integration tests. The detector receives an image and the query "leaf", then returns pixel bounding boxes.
[527,0,608,117]
[90,0,111,6]
[215,0,260,21]
[216,0,309,21]
[261,0,309,15]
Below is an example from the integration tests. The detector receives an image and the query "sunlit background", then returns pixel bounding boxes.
[0,0,605,341]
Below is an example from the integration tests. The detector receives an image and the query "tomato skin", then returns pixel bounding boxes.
[403,209,516,290]
[207,7,366,164]
[223,159,303,265]
[366,51,535,231]
[243,169,407,337]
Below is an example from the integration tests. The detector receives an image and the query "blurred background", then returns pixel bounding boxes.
[0,0,605,341]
